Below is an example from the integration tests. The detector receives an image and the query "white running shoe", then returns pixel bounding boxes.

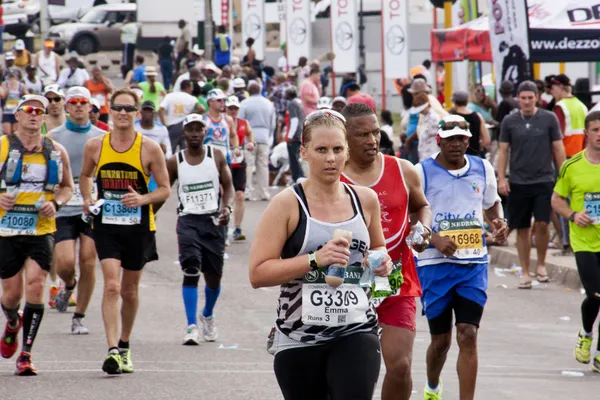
[200,315,218,342]
[71,317,89,335]
[183,324,200,345]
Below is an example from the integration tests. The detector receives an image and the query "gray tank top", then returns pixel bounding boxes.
[51,122,105,217]
[275,183,378,345]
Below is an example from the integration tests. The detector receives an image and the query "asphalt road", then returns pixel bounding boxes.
[0,189,598,399]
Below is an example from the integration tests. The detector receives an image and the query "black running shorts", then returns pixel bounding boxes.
[231,166,246,192]
[94,228,155,271]
[55,215,93,243]
[508,181,554,229]
[0,234,54,279]
[427,295,484,335]
[177,214,226,277]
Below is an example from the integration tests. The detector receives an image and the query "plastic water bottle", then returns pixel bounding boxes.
[5,149,20,183]
[325,229,352,288]
[406,222,425,248]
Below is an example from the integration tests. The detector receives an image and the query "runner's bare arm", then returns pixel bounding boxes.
[400,159,432,230]
[478,113,491,149]
[144,139,171,204]
[552,139,566,171]
[152,154,178,214]
[226,115,239,148]
[216,149,234,210]
[80,137,101,213]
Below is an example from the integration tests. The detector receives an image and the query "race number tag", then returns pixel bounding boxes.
[584,192,600,224]
[438,218,487,259]
[67,177,97,207]
[101,191,141,225]
[0,205,38,235]
[182,182,218,214]
[302,265,369,327]
[372,261,403,308]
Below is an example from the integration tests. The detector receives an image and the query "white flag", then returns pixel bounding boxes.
[242,0,265,60]
[381,0,409,79]
[331,0,358,73]
[286,0,311,67]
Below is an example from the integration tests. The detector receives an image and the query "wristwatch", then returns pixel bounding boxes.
[52,199,63,211]
[225,205,233,213]
[569,212,577,222]
[308,251,319,271]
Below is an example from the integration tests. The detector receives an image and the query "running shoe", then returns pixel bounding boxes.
[183,324,200,345]
[232,228,246,241]
[424,379,443,400]
[71,317,89,335]
[48,285,59,308]
[1,314,22,359]
[102,351,122,375]
[69,294,77,307]
[54,286,72,313]
[120,349,134,373]
[575,329,593,364]
[200,315,218,342]
[593,354,600,373]
[15,352,37,376]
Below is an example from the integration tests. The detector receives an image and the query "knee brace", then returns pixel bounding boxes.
[182,260,201,287]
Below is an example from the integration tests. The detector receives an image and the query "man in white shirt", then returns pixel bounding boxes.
[57,57,90,89]
[34,39,62,85]
[134,100,172,158]
[120,14,139,78]
[239,81,276,201]
[159,79,204,152]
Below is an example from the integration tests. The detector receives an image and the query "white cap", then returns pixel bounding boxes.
[90,98,101,111]
[16,94,49,111]
[5,51,15,61]
[437,115,472,139]
[144,66,158,76]
[202,62,220,73]
[317,96,332,110]
[43,84,64,98]
[232,78,246,88]
[183,113,207,127]
[332,96,347,105]
[207,88,226,101]
[66,86,91,102]
[14,40,25,51]
[192,44,205,56]
[225,96,240,108]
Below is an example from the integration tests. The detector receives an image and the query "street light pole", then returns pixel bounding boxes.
[358,0,365,73]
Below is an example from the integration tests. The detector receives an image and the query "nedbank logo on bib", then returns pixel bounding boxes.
[584,193,600,201]
[304,265,364,284]
[11,204,37,213]
[439,218,480,231]
[183,182,214,193]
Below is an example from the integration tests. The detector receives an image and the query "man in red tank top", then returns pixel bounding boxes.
[340,103,432,400]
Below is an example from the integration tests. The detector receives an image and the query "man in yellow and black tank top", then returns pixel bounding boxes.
[79,88,171,375]
[0,95,74,376]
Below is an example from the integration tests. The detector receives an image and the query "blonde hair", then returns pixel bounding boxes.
[110,87,140,109]
[302,113,346,146]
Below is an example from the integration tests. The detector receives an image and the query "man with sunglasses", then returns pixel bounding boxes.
[42,85,66,136]
[340,103,432,400]
[202,89,238,164]
[415,114,508,400]
[79,88,170,375]
[47,87,105,335]
[165,114,233,345]
[0,95,75,375]
[225,95,254,241]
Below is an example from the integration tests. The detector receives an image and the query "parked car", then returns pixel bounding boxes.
[47,3,137,55]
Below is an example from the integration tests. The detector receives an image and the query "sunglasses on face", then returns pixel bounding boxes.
[18,106,45,115]
[111,104,137,113]
[304,109,347,126]
[45,96,62,103]
[67,98,89,105]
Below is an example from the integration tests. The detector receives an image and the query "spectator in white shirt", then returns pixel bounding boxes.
[159,79,204,152]
[239,81,276,201]
[134,100,172,158]
[58,57,90,89]
[120,14,139,78]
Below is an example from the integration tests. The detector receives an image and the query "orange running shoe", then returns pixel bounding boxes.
[48,285,59,308]
[1,313,22,359]
[15,352,37,376]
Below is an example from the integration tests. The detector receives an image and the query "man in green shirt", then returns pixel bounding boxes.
[552,110,600,373]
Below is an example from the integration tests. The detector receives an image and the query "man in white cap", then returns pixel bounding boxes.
[164,113,233,345]
[134,100,171,158]
[159,79,204,152]
[90,99,110,131]
[42,85,66,136]
[232,77,249,102]
[202,88,238,164]
[47,87,105,335]
[13,39,32,72]
[57,57,89,89]
[225,95,254,241]
[0,94,75,375]
[415,114,507,400]
[317,96,332,110]
[331,96,348,113]
[34,39,62,86]
[3,52,21,81]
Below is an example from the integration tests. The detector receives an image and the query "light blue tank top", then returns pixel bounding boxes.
[203,113,230,164]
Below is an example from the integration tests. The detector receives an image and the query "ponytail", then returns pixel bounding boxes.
[150,80,156,94]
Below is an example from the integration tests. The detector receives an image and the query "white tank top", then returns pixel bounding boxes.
[37,52,57,84]
[176,146,221,216]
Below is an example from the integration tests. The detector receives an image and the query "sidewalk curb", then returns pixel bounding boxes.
[488,246,581,289]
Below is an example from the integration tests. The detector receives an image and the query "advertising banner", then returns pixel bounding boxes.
[242,0,265,60]
[331,0,358,73]
[286,0,311,66]
[381,0,409,79]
